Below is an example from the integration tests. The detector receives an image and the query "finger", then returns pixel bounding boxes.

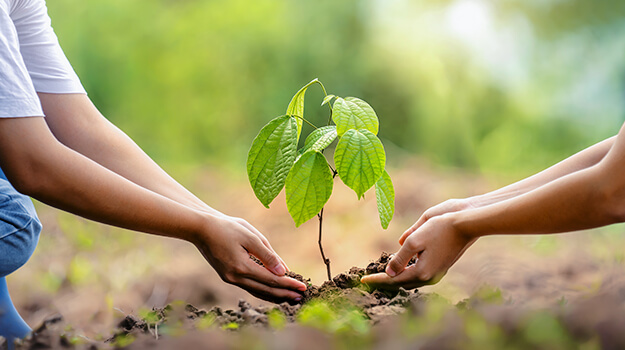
[244,235,287,276]
[238,278,303,302]
[398,223,418,246]
[386,239,422,277]
[399,214,427,245]
[237,219,290,272]
[256,234,290,272]
[361,265,426,290]
[245,258,307,292]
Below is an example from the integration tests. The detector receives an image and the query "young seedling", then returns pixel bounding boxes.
[247,79,395,281]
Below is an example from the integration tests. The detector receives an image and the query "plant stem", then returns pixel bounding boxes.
[317,208,332,281]
[317,171,338,282]
[315,80,334,125]
[291,115,318,129]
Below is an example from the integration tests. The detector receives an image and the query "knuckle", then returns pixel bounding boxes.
[389,258,403,270]
[221,272,237,284]
[418,271,433,282]
[232,264,248,276]
[404,238,420,252]
[247,234,263,247]
[264,252,279,265]
[267,277,280,288]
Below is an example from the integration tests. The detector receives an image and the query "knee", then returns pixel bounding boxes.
[0,201,42,276]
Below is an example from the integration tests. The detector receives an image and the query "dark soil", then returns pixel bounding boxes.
[5,252,420,349]
[17,252,625,349]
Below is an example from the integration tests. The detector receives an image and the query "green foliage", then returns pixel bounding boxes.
[296,300,369,335]
[375,170,395,229]
[321,94,336,106]
[299,126,337,156]
[332,97,379,136]
[46,0,623,176]
[286,79,320,139]
[267,309,287,330]
[247,115,298,208]
[138,309,162,326]
[334,129,386,199]
[285,151,333,227]
[195,313,217,330]
[472,285,505,305]
[113,334,136,347]
[222,322,239,330]
[522,312,575,348]
[247,80,394,228]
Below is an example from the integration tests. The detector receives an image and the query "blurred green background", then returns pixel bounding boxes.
[49,0,625,176]
[13,1,625,337]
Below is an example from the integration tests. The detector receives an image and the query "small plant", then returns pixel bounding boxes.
[247,79,395,280]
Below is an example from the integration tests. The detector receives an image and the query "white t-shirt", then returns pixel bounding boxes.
[0,0,84,118]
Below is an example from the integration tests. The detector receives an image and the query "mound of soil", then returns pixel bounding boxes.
[7,252,418,349]
[110,252,418,333]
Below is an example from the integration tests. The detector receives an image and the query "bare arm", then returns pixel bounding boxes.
[471,136,615,207]
[0,116,305,301]
[363,123,625,290]
[38,93,288,269]
[398,135,616,244]
[38,93,216,214]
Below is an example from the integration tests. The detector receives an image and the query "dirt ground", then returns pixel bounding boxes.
[6,158,625,346]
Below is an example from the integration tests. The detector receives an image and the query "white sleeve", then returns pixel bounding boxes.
[0,1,43,118]
[10,0,85,94]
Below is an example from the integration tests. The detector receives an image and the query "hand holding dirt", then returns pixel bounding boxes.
[192,215,306,303]
[361,215,476,290]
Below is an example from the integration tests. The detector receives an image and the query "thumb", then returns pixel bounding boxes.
[246,237,286,276]
[386,241,420,277]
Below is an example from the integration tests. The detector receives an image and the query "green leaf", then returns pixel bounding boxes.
[286,151,333,227]
[321,94,335,106]
[332,97,379,136]
[247,115,298,207]
[375,170,395,229]
[334,129,386,198]
[301,126,337,154]
[286,78,319,138]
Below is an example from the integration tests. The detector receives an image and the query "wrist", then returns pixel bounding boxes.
[187,211,222,245]
[463,196,482,209]
[446,210,485,240]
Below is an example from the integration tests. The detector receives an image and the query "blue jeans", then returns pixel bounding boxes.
[0,166,41,277]
[0,166,41,342]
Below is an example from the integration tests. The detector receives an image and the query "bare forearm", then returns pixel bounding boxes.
[454,122,625,237]
[0,118,210,242]
[471,136,615,207]
[453,164,619,238]
[38,93,218,215]
[68,123,216,214]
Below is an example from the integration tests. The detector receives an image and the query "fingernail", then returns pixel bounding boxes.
[385,265,397,277]
[294,297,302,302]
[273,264,286,276]
[298,285,307,292]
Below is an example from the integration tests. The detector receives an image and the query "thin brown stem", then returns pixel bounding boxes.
[318,208,332,281]
[317,171,338,282]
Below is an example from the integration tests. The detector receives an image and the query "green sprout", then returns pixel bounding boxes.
[247,79,395,280]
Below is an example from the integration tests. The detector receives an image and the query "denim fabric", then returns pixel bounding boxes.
[0,166,41,277]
